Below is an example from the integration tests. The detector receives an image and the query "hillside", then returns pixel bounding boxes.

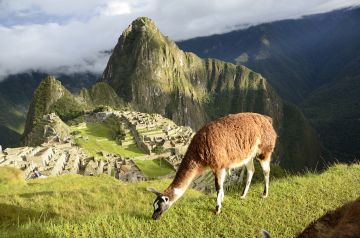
[302,58,360,161]
[0,72,98,147]
[22,77,124,146]
[178,7,360,162]
[22,76,86,145]
[0,163,359,237]
[0,125,20,148]
[100,17,323,171]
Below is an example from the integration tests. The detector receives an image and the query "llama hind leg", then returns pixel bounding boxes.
[238,165,246,184]
[214,168,226,214]
[259,153,271,198]
[241,158,255,199]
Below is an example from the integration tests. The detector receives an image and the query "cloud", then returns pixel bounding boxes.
[102,1,131,16]
[0,0,359,79]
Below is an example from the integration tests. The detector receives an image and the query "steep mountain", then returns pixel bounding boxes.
[22,76,86,144]
[178,7,360,161]
[100,17,323,170]
[0,72,98,147]
[22,76,124,145]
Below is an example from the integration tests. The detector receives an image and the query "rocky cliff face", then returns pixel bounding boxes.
[100,17,323,170]
[101,17,207,129]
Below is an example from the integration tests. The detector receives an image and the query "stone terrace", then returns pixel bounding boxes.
[0,142,146,183]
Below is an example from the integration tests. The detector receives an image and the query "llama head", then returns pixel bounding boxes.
[147,187,171,220]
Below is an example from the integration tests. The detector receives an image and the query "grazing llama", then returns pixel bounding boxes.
[148,113,277,219]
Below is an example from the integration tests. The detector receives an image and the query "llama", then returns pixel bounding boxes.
[148,112,277,219]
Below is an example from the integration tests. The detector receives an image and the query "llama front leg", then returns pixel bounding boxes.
[214,168,226,214]
[241,158,255,199]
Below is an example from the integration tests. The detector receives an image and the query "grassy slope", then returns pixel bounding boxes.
[134,158,175,178]
[71,123,173,177]
[0,163,359,238]
[72,123,145,158]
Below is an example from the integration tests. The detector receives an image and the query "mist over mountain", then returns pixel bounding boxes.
[178,7,360,161]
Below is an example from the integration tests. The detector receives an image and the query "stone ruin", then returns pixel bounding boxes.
[79,110,194,167]
[0,109,196,183]
[117,111,194,164]
[0,142,146,183]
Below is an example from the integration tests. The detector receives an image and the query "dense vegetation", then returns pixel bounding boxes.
[0,163,359,237]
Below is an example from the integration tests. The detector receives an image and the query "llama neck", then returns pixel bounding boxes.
[164,157,204,203]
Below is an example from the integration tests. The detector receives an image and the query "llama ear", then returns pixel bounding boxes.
[147,187,161,196]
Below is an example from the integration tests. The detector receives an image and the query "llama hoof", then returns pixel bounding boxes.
[262,194,268,198]
[214,206,221,215]
[240,195,246,199]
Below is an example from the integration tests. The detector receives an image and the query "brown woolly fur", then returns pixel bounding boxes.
[164,112,277,199]
[297,196,360,238]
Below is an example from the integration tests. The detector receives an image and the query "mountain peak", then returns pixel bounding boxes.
[122,16,160,37]
[132,16,155,27]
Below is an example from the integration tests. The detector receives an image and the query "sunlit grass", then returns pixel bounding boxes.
[0,163,359,237]
[71,123,145,158]
[134,158,175,177]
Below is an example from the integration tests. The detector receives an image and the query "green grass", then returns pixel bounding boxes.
[71,123,145,158]
[134,158,175,177]
[0,163,359,237]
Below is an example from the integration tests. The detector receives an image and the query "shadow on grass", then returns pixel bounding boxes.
[18,191,55,198]
[0,203,58,228]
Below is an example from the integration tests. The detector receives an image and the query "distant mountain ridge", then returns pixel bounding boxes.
[178,7,360,161]
[178,7,360,103]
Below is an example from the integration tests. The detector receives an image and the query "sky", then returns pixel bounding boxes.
[0,0,359,79]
